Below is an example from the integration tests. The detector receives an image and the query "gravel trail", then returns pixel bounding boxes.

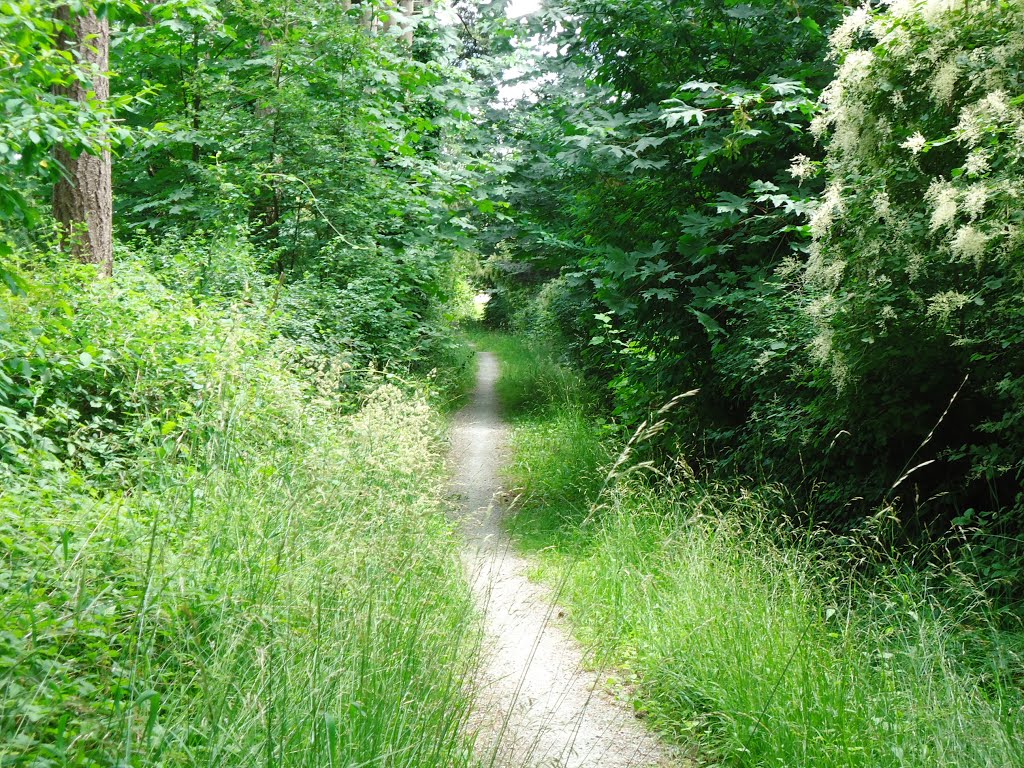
[450,350,673,768]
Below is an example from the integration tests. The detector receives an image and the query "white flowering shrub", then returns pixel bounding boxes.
[806,0,1024,542]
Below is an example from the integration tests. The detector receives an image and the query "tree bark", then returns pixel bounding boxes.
[401,0,415,44]
[255,31,284,240]
[53,6,113,277]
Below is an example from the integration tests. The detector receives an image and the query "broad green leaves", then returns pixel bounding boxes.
[661,101,705,128]
[484,0,853,486]
[0,1,141,224]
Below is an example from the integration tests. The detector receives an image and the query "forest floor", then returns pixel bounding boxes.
[450,350,675,768]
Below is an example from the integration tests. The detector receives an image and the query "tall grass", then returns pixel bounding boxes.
[483,332,1024,768]
[1,278,478,766]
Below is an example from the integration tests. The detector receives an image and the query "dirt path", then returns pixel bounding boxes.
[450,351,672,768]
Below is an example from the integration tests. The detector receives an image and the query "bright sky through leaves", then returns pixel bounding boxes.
[506,0,541,18]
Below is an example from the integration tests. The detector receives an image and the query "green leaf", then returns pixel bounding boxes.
[713,192,750,214]
[724,4,770,19]
[679,81,721,93]
[633,136,668,154]
[0,266,27,296]
[662,102,706,128]
[689,308,725,337]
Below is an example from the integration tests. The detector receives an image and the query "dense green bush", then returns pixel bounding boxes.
[800,0,1024,552]
[130,229,476,408]
[494,0,1024,574]
[514,276,594,352]
[491,0,842,452]
[0,253,228,480]
[0,252,478,767]
[481,287,514,330]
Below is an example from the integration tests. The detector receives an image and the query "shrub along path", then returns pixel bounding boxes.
[450,350,674,768]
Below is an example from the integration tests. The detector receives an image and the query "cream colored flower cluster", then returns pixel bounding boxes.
[800,0,1024,379]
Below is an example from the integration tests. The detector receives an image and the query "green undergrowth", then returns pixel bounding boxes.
[484,332,1024,768]
[1,259,478,767]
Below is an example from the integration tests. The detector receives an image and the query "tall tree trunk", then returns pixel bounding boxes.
[191,93,202,162]
[256,31,284,241]
[53,6,113,277]
[401,0,415,44]
[189,27,202,163]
